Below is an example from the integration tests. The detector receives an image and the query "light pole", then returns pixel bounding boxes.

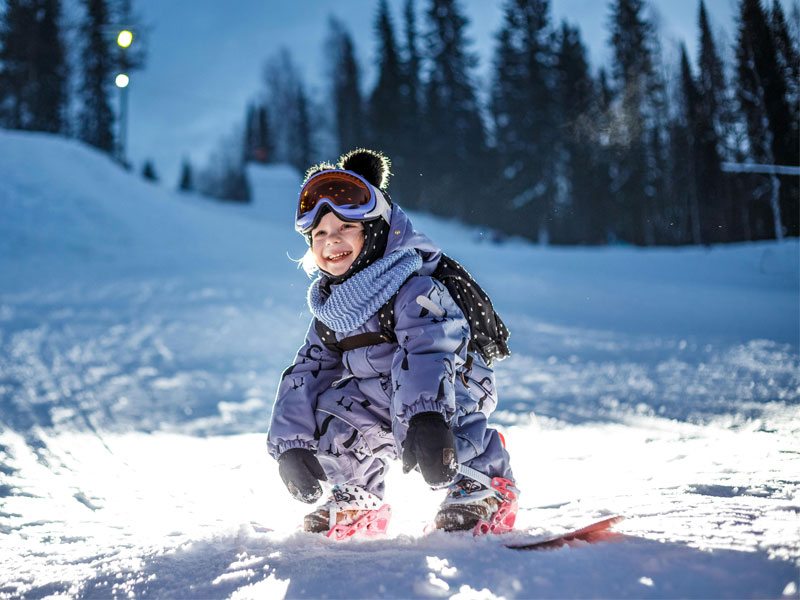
[116,30,133,166]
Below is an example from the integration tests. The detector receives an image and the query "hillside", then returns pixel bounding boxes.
[0,130,798,599]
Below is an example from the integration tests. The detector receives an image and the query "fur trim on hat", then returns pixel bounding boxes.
[302,161,336,185]
[338,148,391,189]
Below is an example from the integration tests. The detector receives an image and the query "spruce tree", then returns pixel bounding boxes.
[735,0,794,239]
[423,0,487,220]
[394,0,424,209]
[403,0,422,126]
[243,102,256,162]
[0,0,36,128]
[698,1,729,153]
[694,2,734,243]
[677,45,703,245]
[368,0,405,156]
[262,48,303,164]
[770,0,800,236]
[178,159,194,192]
[255,105,273,163]
[29,0,68,132]
[554,21,604,244]
[770,1,799,145]
[0,0,68,132]
[142,160,158,181]
[288,82,312,173]
[78,0,115,154]
[489,0,560,241]
[328,17,364,154]
[243,103,273,163]
[607,0,659,245]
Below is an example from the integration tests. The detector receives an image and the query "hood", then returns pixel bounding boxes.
[384,204,441,277]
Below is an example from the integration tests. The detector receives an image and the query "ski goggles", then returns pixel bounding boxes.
[295,169,391,234]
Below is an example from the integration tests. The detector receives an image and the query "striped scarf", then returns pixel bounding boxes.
[308,249,422,332]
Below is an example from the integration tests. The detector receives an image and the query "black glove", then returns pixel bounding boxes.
[278,448,327,503]
[402,412,458,487]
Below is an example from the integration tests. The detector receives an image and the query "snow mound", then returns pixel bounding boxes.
[0,129,306,289]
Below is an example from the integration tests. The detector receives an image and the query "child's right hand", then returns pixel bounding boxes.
[278,448,328,503]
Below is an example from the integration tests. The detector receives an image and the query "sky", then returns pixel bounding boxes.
[123,0,776,186]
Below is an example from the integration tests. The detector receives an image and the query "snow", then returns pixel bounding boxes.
[1,129,798,599]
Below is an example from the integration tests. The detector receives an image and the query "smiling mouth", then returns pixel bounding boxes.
[326,251,352,262]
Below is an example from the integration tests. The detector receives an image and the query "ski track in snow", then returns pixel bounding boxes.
[1,131,799,599]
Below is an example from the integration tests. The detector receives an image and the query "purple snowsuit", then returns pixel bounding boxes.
[268,206,514,498]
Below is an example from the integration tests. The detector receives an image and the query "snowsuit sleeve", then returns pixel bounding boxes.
[391,275,471,423]
[267,319,345,460]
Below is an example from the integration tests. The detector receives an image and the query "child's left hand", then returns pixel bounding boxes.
[402,412,458,487]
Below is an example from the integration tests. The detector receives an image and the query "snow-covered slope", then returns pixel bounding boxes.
[0,130,798,599]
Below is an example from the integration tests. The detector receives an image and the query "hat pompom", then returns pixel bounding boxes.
[338,148,391,189]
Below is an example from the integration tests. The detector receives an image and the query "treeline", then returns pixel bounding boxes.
[220,0,798,245]
[0,0,145,161]
[2,0,796,245]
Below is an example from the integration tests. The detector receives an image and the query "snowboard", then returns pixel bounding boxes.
[250,515,625,550]
[504,515,625,551]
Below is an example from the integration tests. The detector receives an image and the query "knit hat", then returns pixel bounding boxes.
[305,149,393,284]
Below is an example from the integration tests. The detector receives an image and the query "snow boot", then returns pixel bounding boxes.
[303,484,391,540]
[434,476,519,535]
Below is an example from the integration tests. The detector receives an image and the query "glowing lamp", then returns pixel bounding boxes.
[115,73,130,88]
[117,30,133,48]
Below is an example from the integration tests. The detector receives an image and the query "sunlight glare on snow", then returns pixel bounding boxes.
[450,584,506,600]
[426,555,459,577]
[227,574,289,600]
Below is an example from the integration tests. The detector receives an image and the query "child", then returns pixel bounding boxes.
[267,149,518,538]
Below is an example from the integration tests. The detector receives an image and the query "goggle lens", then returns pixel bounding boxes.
[298,172,373,218]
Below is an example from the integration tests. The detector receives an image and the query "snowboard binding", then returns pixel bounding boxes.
[326,503,392,541]
[304,484,392,540]
[473,477,519,536]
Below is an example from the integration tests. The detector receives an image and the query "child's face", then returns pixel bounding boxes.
[311,211,365,276]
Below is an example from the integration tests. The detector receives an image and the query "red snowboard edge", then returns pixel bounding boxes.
[504,516,626,551]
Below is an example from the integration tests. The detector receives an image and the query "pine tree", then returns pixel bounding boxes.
[142,160,158,181]
[594,68,616,243]
[288,82,312,173]
[178,158,194,192]
[769,0,800,236]
[78,0,115,154]
[423,0,488,220]
[403,0,422,126]
[244,103,274,163]
[693,2,735,243]
[0,0,36,128]
[554,21,605,244]
[28,0,68,133]
[607,0,660,245]
[735,0,795,239]
[198,125,251,203]
[771,1,799,147]
[328,17,364,154]
[0,0,68,132]
[677,45,703,245]
[369,0,405,153]
[395,0,424,208]
[255,105,273,162]
[243,102,256,162]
